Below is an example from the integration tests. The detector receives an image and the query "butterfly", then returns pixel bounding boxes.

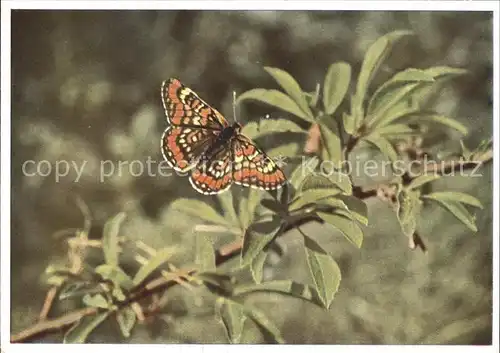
[160,78,287,195]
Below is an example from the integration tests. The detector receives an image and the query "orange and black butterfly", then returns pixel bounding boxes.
[160,78,287,195]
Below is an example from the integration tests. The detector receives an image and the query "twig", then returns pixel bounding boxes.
[38,287,58,321]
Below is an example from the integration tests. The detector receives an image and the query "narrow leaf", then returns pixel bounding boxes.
[368,82,425,127]
[376,123,417,137]
[422,198,478,232]
[300,172,351,195]
[264,66,313,119]
[83,294,109,309]
[336,195,369,226]
[218,192,238,226]
[116,306,136,338]
[241,219,282,267]
[243,304,285,343]
[363,134,399,162]
[418,114,468,135]
[318,121,343,167]
[102,212,126,267]
[169,199,228,225]
[289,157,319,190]
[234,280,323,308]
[237,88,313,122]
[95,264,134,291]
[396,190,421,237]
[323,62,351,114]
[422,192,483,209]
[195,232,216,272]
[317,211,364,248]
[367,68,435,115]
[241,118,305,139]
[216,298,247,344]
[250,251,267,284]
[289,189,342,212]
[266,142,300,159]
[355,30,414,108]
[303,235,342,309]
[63,312,110,343]
[132,246,178,286]
[406,174,441,190]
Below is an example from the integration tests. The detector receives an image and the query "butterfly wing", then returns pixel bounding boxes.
[189,145,234,195]
[161,78,229,130]
[231,135,287,190]
[161,126,219,172]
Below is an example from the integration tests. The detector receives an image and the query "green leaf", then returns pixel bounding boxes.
[234,280,323,308]
[369,106,419,131]
[83,294,109,309]
[303,235,342,309]
[195,232,216,272]
[336,195,369,226]
[241,118,305,139]
[300,172,352,195]
[64,312,110,343]
[305,82,321,108]
[316,197,349,212]
[218,192,238,226]
[243,303,285,343]
[266,142,300,159]
[318,121,343,167]
[116,306,136,338]
[363,134,399,162]
[368,82,426,128]
[289,157,319,190]
[132,246,178,286]
[376,123,417,137]
[418,114,468,135]
[237,88,313,122]
[289,190,342,211]
[169,199,228,225]
[264,66,313,120]
[250,251,267,284]
[367,68,435,116]
[396,190,421,237]
[355,30,414,104]
[102,212,126,267]
[241,218,282,267]
[195,272,234,297]
[59,282,101,300]
[239,189,264,230]
[95,264,134,291]
[216,298,247,344]
[406,174,441,190]
[422,192,483,209]
[422,197,478,232]
[323,62,351,115]
[317,211,364,248]
[424,66,468,80]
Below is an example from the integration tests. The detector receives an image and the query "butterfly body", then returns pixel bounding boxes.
[160,78,286,195]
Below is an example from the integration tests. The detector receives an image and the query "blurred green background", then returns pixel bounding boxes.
[10,11,493,344]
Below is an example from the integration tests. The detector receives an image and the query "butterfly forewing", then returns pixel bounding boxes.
[161,78,229,129]
[231,135,287,191]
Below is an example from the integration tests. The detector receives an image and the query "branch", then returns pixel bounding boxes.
[10,148,492,343]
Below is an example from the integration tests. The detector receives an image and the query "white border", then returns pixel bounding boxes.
[1,1,498,352]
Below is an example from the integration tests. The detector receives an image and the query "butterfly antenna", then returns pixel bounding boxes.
[232,90,238,123]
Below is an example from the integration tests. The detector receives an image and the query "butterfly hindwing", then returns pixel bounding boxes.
[161,78,229,130]
[161,126,219,172]
[189,145,233,195]
[231,135,286,191]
